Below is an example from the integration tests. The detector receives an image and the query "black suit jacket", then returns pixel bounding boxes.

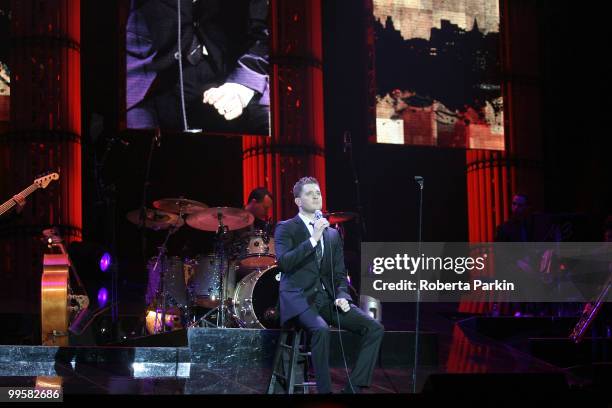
[274,214,352,326]
[126,0,269,111]
[495,215,536,242]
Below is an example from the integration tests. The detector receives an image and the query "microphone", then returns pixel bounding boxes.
[343,131,352,153]
[414,176,424,189]
[314,210,328,229]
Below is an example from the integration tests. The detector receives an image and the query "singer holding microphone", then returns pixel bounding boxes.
[274,176,384,394]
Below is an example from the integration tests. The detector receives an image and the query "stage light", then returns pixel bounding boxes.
[68,241,112,277]
[97,287,109,308]
[99,252,111,272]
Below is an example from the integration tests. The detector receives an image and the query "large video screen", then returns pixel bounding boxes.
[0,4,9,125]
[373,0,504,150]
[125,0,270,136]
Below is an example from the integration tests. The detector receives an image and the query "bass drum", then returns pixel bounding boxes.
[233,265,281,329]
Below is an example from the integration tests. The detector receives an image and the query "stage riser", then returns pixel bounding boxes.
[187,328,439,368]
[0,362,191,378]
[460,317,578,340]
[183,367,272,394]
[0,346,191,377]
[188,328,277,369]
[459,317,611,368]
[0,328,438,378]
[0,346,190,364]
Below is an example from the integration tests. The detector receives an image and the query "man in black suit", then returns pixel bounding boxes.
[495,193,534,242]
[274,177,384,394]
[126,0,269,134]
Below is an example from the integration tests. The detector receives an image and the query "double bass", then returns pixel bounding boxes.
[41,230,90,346]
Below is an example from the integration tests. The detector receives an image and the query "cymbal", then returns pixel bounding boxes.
[153,198,209,214]
[126,208,185,231]
[186,207,254,232]
[326,211,358,224]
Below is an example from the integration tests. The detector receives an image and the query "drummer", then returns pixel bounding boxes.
[244,187,274,235]
[228,187,275,283]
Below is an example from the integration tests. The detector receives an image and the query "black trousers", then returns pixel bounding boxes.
[293,295,384,394]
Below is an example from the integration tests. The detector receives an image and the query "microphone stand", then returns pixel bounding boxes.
[412,176,424,393]
[140,129,161,265]
[216,211,229,328]
[152,219,181,333]
[93,124,128,333]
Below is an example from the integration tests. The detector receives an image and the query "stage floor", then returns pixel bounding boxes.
[0,314,596,395]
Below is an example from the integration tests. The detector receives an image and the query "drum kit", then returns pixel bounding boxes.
[127,197,357,334]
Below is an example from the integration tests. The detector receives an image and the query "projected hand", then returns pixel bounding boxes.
[203,83,255,121]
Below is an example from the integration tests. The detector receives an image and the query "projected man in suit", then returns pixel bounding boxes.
[126,0,269,134]
[274,177,384,394]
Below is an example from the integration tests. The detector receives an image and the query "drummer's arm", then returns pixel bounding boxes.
[274,221,316,275]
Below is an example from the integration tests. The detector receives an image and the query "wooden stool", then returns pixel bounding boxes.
[268,328,317,394]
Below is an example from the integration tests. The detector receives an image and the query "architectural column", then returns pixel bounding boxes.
[243,0,326,220]
[0,0,81,315]
[466,0,544,244]
[462,0,544,313]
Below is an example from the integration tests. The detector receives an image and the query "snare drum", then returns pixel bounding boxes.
[239,230,276,269]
